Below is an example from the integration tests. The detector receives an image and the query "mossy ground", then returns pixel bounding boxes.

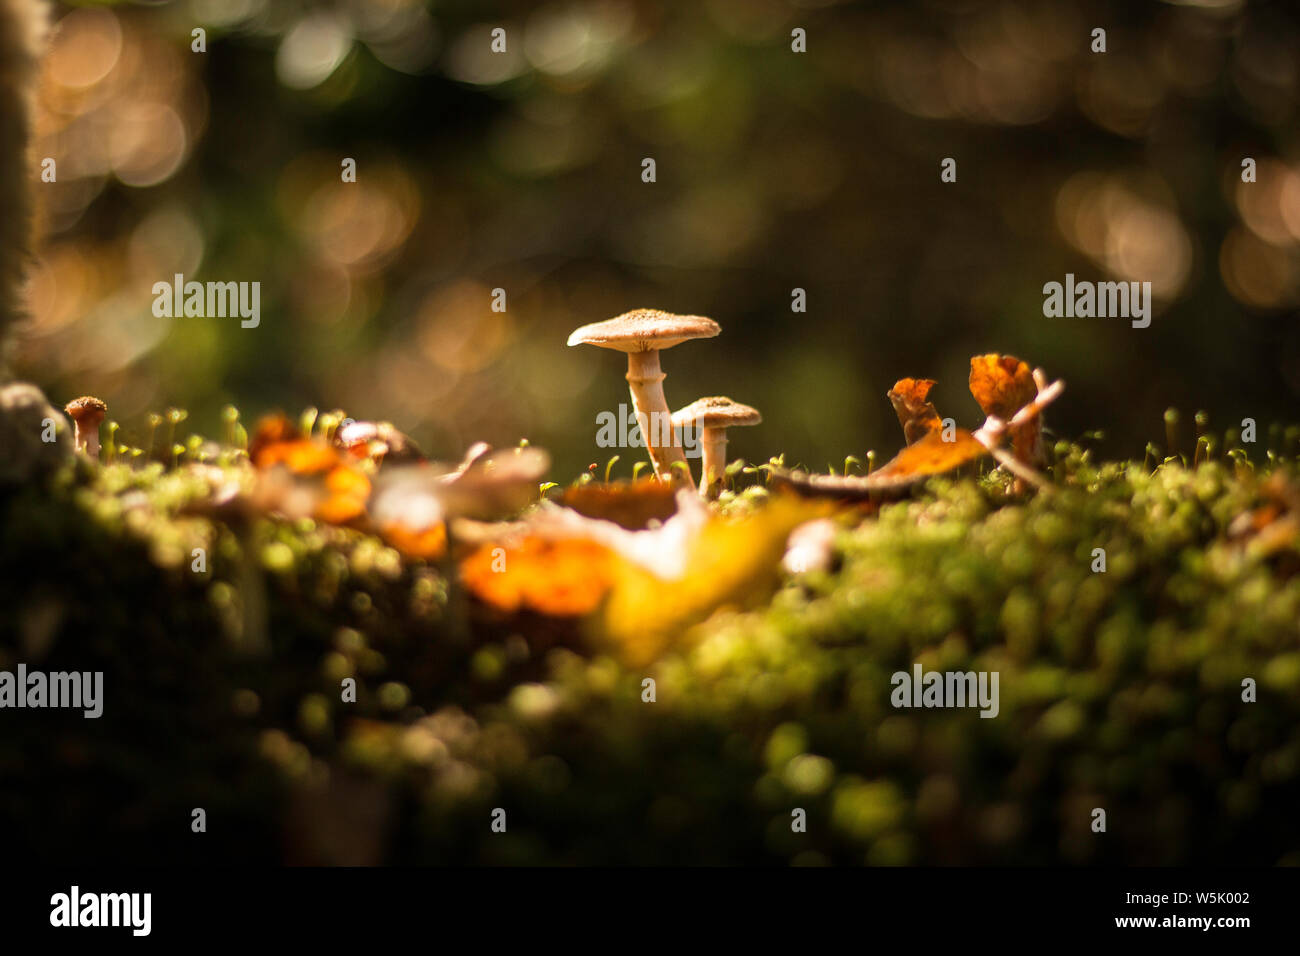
[3,441,1300,865]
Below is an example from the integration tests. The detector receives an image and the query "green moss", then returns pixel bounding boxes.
[3,444,1300,864]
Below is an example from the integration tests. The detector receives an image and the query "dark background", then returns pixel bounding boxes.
[17,0,1300,476]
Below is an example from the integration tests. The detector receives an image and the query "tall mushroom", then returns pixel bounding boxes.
[670,396,761,498]
[568,309,720,487]
[64,395,107,459]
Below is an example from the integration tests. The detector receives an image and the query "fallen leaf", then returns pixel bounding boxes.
[529,489,710,579]
[770,429,989,501]
[253,438,340,475]
[560,479,679,530]
[887,378,942,445]
[379,521,447,561]
[868,428,987,488]
[601,496,832,664]
[246,415,372,524]
[969,354,1043,468]
[461,537,617,616]
[316,465,371,524]
[247,414,301,463]
[968,355,1036,420]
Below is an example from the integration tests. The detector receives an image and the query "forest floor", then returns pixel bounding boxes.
[4,418,1300,865]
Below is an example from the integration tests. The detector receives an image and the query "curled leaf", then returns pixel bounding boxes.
[887,378,942,445]
[969,354,1043,468]
[969,355,1035,421]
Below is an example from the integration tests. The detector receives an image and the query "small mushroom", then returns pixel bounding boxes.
[568,309,720,487]
[64,396,107,459]
[670,396,761,497]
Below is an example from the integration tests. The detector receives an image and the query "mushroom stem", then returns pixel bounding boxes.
[625,350,694,488]
[74,420,100,458]
[699,426,728,498]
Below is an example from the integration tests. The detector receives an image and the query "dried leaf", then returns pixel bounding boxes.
[379,522,447,561]
[315,466,371,524]
[246,415,371,524]
[601,496,832,664]
[560,479,679,530]
[969,353,1043,468]
[530,490,709,579]
[887,378,942,445]
[770,429,989,501]
[247,414,301,463]
[461,537,616,616]
[968,354,1036,420]
[868,428,987,488]
[253,438,340,475]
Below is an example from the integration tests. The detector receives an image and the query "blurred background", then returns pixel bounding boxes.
[16,0,1300,477]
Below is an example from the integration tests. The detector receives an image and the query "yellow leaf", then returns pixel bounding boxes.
[600,496,832,664]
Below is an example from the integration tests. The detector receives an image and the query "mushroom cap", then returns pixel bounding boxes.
[671,396,762,429]
[64,395,107,425]
[567,308,720,353]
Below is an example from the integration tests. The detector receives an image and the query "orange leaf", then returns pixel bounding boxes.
[560,479,679,530]
[863,428,987,490]
[968,354,1035,421]
[245,415,373,524]
[315,465,371,524]
[969,354,1043,467]
[249,413,344,474]
[461,537,616,616]
[248,414,299,461]
[380,521,447,561]
[255,439,341,475]
[887,378,942,445]
[768,430,989,501]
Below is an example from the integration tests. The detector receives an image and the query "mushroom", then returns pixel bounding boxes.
[568,309,720,487]
[670,396,761,498]
[64,396,107,459]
